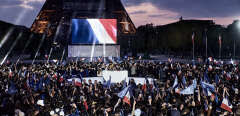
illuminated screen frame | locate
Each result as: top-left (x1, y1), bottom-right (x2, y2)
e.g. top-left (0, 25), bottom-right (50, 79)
top-left (70, 19), bottom-right (117, 45)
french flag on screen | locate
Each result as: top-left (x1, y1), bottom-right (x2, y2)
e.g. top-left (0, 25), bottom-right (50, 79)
top-left (72, 19), bottom-right (117, 44)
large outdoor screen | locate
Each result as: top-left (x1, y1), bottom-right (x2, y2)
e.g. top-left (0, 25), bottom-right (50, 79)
top-left (71, 19), bottom-right (117, 44)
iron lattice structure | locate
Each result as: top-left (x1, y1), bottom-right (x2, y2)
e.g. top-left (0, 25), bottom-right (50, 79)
top-left (31, 0), bottom-right (136, 44)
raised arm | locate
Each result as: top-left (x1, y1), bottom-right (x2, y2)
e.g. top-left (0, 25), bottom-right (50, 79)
top-left (198, 86), bottom-right (201, 102)
top-left (131, 100), bottom-right (136, 116)
top-left (113, 98), bottom-right (121, 111)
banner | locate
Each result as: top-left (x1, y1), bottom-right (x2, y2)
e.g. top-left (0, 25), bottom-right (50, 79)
top-left (102, 70), bottom-right (128, 83)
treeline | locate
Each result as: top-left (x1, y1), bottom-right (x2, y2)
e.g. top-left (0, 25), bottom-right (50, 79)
top-left (132, 20), bottom-right (240, 59)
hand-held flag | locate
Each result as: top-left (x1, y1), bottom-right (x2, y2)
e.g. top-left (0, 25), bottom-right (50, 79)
top-left (221, 97), bottom-right (232, 112)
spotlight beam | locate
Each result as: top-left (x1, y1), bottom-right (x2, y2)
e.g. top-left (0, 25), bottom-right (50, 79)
top-left (16, 34), bottom-right (33, 65)
top-left (0, 28), bottom-right (14, 49)
top-left (32, 23), bottom-right (51, 64)
top-left (90, 39), bottom-right (96, 62)
top-left (60, 48), bottom-right (65, 64)
top-left (47, 22), bottom-right (62, 63)
top-left (1, 32), bottom-right (23, 65)
top-left (32, 34), bottom-right (46, 65)
top-left (0, 9), bottom-right (27, 49)
top-left (47, 48), bottom-right (53, 63)
top-left (103, 39), bottom-right (106, 63)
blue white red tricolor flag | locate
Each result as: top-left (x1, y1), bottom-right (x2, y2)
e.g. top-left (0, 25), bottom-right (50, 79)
top-left (201, 81), bottom-right (215, 93)
top-left (172, 76), bottom-right (178, 89)
top-left (118, 85), bottom-right (131, 98)
top-left (207, 88), bottom-right (215, 99)
top-left (142, 77), bottom-right (149, 91)
top-left (226, 73), bottom-right (231, 80)
top-left (182, 76), bottom-right (187, 87)
top-left (180, 85), bottom-right (194, 95)
top-left (118, 85), bottom-right (132, 105)
top-left (67, 78), bottom-right (82, 87)
top-left (123, 90), bottom-right (131, 105)
top-left (58, 75), bottom-right (64, 83)
top-left (219, 34), bottom-right (222, 47)
top-left (180, 79), bottom-right (196, 95)
top-left (72, 19), bottom-right (117, 44)
top-left (106, 76), bottom-right (111, 89)
top-left (192, 32), bottom-right (195, 45)
top-left (221, 97), bottom-right (232, 112)
top-left (215, 74), bottom-right (220, 84)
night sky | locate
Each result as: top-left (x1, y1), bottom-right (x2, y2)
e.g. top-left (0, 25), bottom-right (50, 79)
top-left (0, 0), bottom-right (239, 27)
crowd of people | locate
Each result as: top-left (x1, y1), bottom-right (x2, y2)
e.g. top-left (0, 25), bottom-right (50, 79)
top-left (0, 59), bottom-right (240, 116)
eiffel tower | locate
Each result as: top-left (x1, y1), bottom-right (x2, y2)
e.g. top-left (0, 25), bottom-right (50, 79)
top-left (31, 0), bottom-right (136, 43)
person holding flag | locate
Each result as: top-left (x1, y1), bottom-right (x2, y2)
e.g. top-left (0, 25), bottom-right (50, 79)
top-left (221, 87), bottom-right (233, 113)
top-left (106, 76), bottom-right (111, 89)
top-left (180, 79), bottom-right (197, 95)
top-left (182, 76), bottom-right (187, 88)
top-left (117, 85), bottom-right (133, 106)
top-left (142, 77), bottom-right (149, 92)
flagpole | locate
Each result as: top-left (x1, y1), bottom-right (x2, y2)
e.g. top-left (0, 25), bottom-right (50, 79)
top-left (234, 39), bottom-right (236, 59)
top-left (219, 34), bottom-right (221, 59)
top-left (192, 32), bottom-right (195, 61)
top-left (193, 43), bottom-right (195, 60)
top-left (205, 30), bottom-right (208, 58)
top-left (206, 32), bottom-right (207, 58)
top-left (219, 44), bottom-right (221, 59)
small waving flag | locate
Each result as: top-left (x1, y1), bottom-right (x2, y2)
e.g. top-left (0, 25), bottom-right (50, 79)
top-left (106, 76), bottom-right (111, 89)
top-left (193, 78), bottom-right (197, 89)
top-left (201, 81), bottom-right (215, 93)
top-left (52, 73), bottom-right (58, 79)
top-left (8, 81), bottom-right (17, 95)
top-left (152, 79), bottom-right (157, 90)
top-left (182, 76), bottom-right (187, 88)
top-left (8, 69), bottom-right (13, 78)
top-left (221, 97), bottom-right (232, 112)
top-left (123, 78), bottom-right (127, 88)
top-left (172, 76), bottom-right (178, 89)
top-left (180, 79), bottom-right (196, 95)
top-left (84, 101), bottom-right (88, 111)
top-left (192, 32), bottom-right (195, 45)
top-left (118, 85), bottom-right (132, 105)
top-left (204, 101), bottom-right (208, 111)
top-left (118, 85), bottom-right (131, 98)
top-left (219, 34), bottom-right (222, 48)
top-left (142, 77), bottom-right (149, 91)
top-left (215, 74), bottom-right (220, 84)
top-left (180, 85), bottom-right (194, 95)
top-left (38, 76), bottom-right (44, 91)
top-left (175, 87), bottom-right (180, 94)
top-left (59, 75), bottom-right (64, 83)
top-left (226, 73), bottom-right (231, 80)
top-left (74, 78), bottom-right (82, 87)
top-left (215, 95), bottom-right (219, 104)
top-left (44, 54), bottom-right (48, 59)
top-left (123, 90), bottom-right (131, 105)
top-left (208, 57), bottom-right (213, 62)
top-left (204, 71), bottom-right (210, 83)
top-left (207, 88), bottom-right (215, 99)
